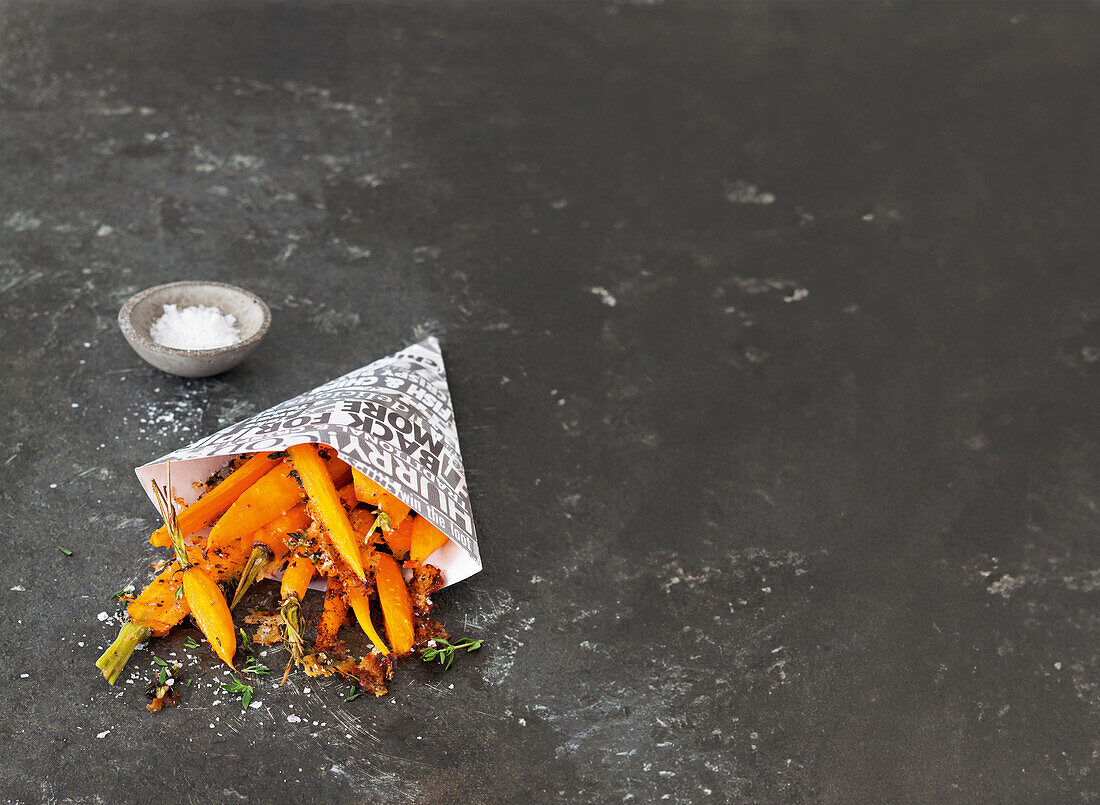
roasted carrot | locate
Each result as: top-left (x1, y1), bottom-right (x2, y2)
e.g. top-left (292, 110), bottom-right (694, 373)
top-left (287, 443), bottom-right (365, 580)
top-left (408, 516), bottom-right (449, 566)
top-left (344, 580), bottom-right (390, 656)
top-left (316, 575), bottom-right (349, 652)
top-left (382, 517), bottom-right (414, 559)
top-left (149, 453), bottom-right (279, 547)
top-left (230, 503), bottom-right (309, 609)
top-left (99, 470), bottom-right (242, 682)
top-left (183, 565), bottom-right (236, 668)
top-left (98, 538), bottom-right (251, 683)
top-left (156, 471), bottom-right (236, 668)
top-left (374, 553), bottom-right (414, 655)
top-left (352, 468), bottom-right (412, 527)
top-left (279, 555), bottom-right (315, 663)
top-left (337, 482), bottom-right (357, 510)
top-left (207, 462), bottom-right (304, 550)
top-left (280, 554), bottom-right (315, 602)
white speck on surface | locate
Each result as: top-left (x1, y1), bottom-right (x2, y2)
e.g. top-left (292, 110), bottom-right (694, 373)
top-left (725, 181), bottom-right (775, 205)
top-left (987, 575), bottom-right (1026, 598)
top-left (10, 585), bottom-right (25, 591)
top-left (96, 730), bottom-right (110, 739)
top-left (20, 673), bottom-right (29, 679)
top-left (287, 714), bottom-right (301, 723)
top-left (96, 224), bottom-right (114, 237)
top-left (97, 611), bottom-right (109, 621)
top-left (783, 288), bottom-right (809, 303)
top-left (6, 211), bottom-right (42, 231)
top-left (1054, 662), bottom-right (1062, 670)
top-left (590, 287), bottom-right (617, 307)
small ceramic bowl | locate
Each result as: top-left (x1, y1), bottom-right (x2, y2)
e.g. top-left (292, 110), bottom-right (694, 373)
top-left (119, 281), bottom-right (271, 377)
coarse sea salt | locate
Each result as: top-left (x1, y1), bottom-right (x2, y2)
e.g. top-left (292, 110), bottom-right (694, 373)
top-left (150, 304), bottom-right (242, 350)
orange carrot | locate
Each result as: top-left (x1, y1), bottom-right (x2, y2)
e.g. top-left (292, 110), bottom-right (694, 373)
top-left (337, 482), bottom-right (357, 511)
top-left (344, 581), bottom-right (390, 655)
top-left (183, 565), bottom-right (236, 668)
top-left (230, 503), bottom-right (310, 609)
top-left (278, 554), bottom-right (315, 663)
top-left (126, 539), bottom-right (252, 637)
top-left (382, 517), bottom-right (414, 559)
top-left (316, 575), bottom-right (349, 652)
top-left (408, 516), bottom-right (449, 566)
top-left (149, 453), bottom-right (279, 547)
top-left (280, 554), bottom-right (315, 602)
top-left (126, 562), bottom-right (190, 637)
top-left (352, 468), bottom-right (412, 526)
top-left (374, 553), bottom-right (414, 655)
top-left (207, 462), bottom-right (305, 550)
top-left (287, 443), bottom-right (365, 580)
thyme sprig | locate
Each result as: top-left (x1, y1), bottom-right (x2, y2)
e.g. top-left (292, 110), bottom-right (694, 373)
top-left (222, 675), bottom-right (254, 709)
top-left (420, 637), bottom-right (483, 670)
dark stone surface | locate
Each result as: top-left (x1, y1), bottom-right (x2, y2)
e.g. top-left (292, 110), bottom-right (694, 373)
top-left (1, 1), bottom-right (1097, 802)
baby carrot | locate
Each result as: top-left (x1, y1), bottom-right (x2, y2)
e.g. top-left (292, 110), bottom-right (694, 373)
top-left (156, 470), bottom-right (236, 669)
top-left (98, 538), bottom-right (251, 683)
top-left (407, 516), bottom-right (449, 566)
top-left (207, 462), bottom-right (305, 550)
top-left (374, 553), bottom-right (414, 655)
top-left (183, 565), bottom-right (236, 668)
top-left (280, 554), bottom-right (315, 603)
top-left (316, 575), bottom-right (349, 652)
top-left (287, 444), bottom-right (365, 580)
top-left (230, 503), bottom-right (309, 609)
top-left (149, 453), bottom-right (279, 547)
top-left (344, 580), bottom-right (390, 656)
top-left (382, 517), bottom-right (414, 559)
top-left (351, 468), bottom-right (412, 527)
top-left (279, 555), bottom-right (315, 663)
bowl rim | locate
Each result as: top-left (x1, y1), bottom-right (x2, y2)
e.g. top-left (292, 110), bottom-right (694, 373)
top-left (118, 280), bottom-right (272, 357)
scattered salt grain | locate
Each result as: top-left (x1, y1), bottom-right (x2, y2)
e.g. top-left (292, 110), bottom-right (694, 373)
top-left (97, 611), bottom-right (109, 621)
top-left (96, 730), bottom-right (110, 739)
top-left (150, 304), bottom-right (242, 350)
top-left (287, 715), bottom-right (301, 723)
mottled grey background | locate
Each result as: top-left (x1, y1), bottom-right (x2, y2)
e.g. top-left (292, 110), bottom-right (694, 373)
top-left (1, 2), bottom-right (1098, 803)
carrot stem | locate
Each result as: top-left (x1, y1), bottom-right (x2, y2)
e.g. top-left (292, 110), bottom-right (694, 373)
top-left (95, 622), bottom-right (152, 685)
top-left (230, 544), bottom-right (273, 610)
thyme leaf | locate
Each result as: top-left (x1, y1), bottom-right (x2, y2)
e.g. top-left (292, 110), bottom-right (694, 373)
top-left (420, 637), bottom-right (483, 670)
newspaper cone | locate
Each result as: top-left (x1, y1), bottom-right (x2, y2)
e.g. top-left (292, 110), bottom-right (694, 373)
top-left (135, 337), bottom-right (481, 587)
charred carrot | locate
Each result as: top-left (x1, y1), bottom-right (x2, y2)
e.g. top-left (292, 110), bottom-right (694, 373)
top-left (207, 462), bottom-right (304, 550)
top-left (316, 575), bottom-right (349, 652)
top-left (287, 443), bottom-right (365, 580)
top-left (279, 555), bottom-right (315, 663)
top-left (352, 468), bottom-right (412, 528)
top-left (149, 453), bottom-right (279, 548)
top-left (375, 553), bottom-right (414, 655)
top-left (408, 516), bottom-right (449, 566)
top-left (345, 579), bottom-right (390, 656)
top-left (230, 503), bottom-right (309, 609)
